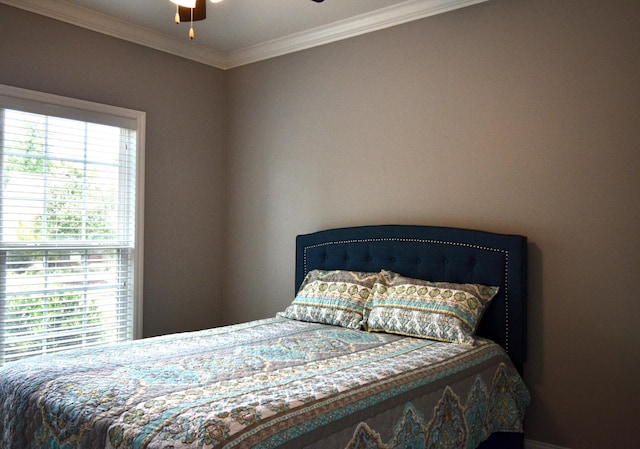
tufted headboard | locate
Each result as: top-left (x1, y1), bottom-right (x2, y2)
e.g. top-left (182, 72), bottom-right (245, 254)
top-left (295, 225), bottom-right (527, 369)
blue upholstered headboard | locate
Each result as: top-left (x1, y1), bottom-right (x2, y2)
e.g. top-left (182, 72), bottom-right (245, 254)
top-left (295, 225), bottom-right (527, 368)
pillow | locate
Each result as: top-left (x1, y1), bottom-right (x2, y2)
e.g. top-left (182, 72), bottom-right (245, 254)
top-left (278, 269), bottom-right (382, 329)
top-left (366, 271), bottom-right (499, 345)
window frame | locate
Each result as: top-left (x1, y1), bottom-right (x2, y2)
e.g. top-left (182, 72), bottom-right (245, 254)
top-left (0, 84), bottom-right (145, 355)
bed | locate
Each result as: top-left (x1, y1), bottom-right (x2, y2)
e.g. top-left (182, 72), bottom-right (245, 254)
top-left (0, 224), bottom-right (529, 449)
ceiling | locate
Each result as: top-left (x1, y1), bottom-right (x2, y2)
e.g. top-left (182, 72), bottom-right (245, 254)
top-left (1, 0), bottom-right (489, 69)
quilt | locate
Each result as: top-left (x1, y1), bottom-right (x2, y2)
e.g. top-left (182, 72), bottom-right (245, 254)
top-left (0, 317), bottom-right (529, 449)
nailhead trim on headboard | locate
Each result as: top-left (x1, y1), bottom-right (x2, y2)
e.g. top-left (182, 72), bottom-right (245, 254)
top-left (303, 237), bottom-right (511, 352)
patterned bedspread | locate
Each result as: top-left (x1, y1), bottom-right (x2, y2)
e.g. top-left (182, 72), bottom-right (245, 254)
top-left (0, 317), bottom-right (529, 449)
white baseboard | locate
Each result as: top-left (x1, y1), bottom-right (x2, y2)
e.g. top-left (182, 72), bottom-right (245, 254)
top-left (525, 439), bottom-right (572, 449)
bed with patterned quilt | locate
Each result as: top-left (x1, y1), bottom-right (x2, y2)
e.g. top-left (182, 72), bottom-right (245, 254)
top-left (0, 225), bottom-right (530, 449)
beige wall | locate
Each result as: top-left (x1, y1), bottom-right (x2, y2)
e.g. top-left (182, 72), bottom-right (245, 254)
top-left (225, 1), bottom-right (639, 448)
top-left (1, 0), bottom-right (639, 448)
top-left (0, 5), bottom-right (228, 337)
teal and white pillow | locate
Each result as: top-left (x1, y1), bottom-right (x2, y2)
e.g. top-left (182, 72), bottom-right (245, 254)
top-left (366, 271), bottom-right (498, 345)
top-left (278, 269), bottom-right (382, 329)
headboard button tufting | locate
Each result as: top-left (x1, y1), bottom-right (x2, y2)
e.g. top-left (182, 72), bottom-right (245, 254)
top-left (295, 225), bottom-right (527, 369)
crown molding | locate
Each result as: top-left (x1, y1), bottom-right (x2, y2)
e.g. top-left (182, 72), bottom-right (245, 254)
top-left (224, 0), bottom-right (490, 69)
top-left (0, 0), bottom-right (227, 68)
top-left (1, 0), bottom-right (489, 70)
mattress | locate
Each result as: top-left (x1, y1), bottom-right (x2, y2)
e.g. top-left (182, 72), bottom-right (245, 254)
top-left (0, 317), bottom-right (529, 449)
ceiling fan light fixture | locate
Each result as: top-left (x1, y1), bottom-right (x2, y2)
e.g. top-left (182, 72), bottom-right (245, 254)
top-left (170, 0), bottom-right (196, 7)
top-left (171, 0), bottom-right (209, 38)
top-left (174, 0), bottom-right (206, 22)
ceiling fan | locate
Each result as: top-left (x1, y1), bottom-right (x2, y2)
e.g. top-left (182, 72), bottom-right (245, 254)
top-left (171, 0), bottom-right (324, 40)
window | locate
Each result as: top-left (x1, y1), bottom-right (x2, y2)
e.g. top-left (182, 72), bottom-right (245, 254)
top-left (0, 84), bottom-right (144, 365)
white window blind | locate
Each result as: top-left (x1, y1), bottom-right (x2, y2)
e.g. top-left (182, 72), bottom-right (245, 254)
top-left (0, 85), bottom-right (144, 365)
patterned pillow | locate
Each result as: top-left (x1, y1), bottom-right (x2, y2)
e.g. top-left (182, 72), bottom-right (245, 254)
top-left (366, 272), bottom-right (499, 345)
top-left (278, 269), bottom-right (382, 329)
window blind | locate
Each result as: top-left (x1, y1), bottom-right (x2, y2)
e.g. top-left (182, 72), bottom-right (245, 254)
top-left (0, 85), bottom-right (144, 364)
